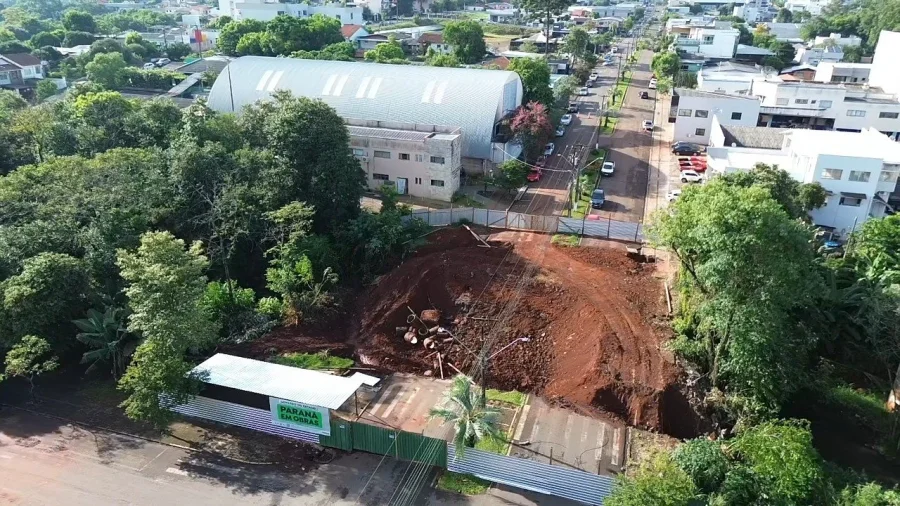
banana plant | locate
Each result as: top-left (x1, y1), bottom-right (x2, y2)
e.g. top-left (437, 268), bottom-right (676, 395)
top-left (74, 306), bottom-right (138, 379)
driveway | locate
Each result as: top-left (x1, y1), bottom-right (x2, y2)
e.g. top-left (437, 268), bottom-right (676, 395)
top-left (593, 45), bottom-right (656, 223)
top-left (0, 408), bottom-right (574, 506)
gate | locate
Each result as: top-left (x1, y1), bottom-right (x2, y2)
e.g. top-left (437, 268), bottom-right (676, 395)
top-left (348, 422), bottom-right (447, 467)
top-left (397, 431), bottom-right (447, 468)
top-left (558, 217), bottom-right (585, 235)
top-left (447, 444), bottom-right (615, 505)
top-left (351, 421), bottom-right (398, 455)
top-left (319, 418), bottom-right (353, 451)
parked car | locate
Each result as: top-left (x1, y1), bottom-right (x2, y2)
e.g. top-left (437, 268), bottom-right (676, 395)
top-left (590, 188), bottom-right (606, 208)
top-left (577, 87), bottom-right (589, 96)
top-left (568, 102), bottom-right (579, 113)
top-left (666, 189), bottom-right (682, 201)
top-left (536, 155), bottom-right (547, 167)
top-left (601, 161), bottom-right (615, 175)
top-left (527, 168), bottom-right (542, 182)
top-left (640, 91), bottom-right (649, 99)
top-left (555, 125), bottom-right (566, 137)
top-left (680, 169), bottom-right (703, 183)
top-left (155, 58), bottom-right (171, 67)
top-left (648, 80), bottom-right (657, 90)
top-left (642, 119), bottom-right (653, 131)
top-left (671, 142), bottom-right (703, 156)
top-left (544, 142), bottom-right (556, 156)
top-left (586, 80), bottom-right (594, 88)
top-left (560, 114), bottom-right (573, 125)
top-left (143, 62), bottom-right (156, 69)
top-left (589, 72), bottom-right (599, 81)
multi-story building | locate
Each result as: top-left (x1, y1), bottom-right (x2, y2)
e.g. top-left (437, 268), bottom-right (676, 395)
top-left (794, 44), bottom-right (843, 66)
top-left (814, 62), bottom-right (871, 84)
top-left (707, 117), bottom-right (900, 234)
top-left (0, 53), bottom-right (45, 95)
top-left (673, 24), bottom-right (740, 59)
top-left (567, 3), bottom-right (637, 18)
top-left (217, 0), bottom-right (364, 24)
top-left (669, 88), bottom-right (761, 144)
top-left (784, 0), bottom-right (829, 16)
top-left (813, 33), bottom-right (862, 47)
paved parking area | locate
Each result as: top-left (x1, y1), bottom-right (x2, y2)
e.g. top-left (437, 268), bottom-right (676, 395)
top-left (509, 397), bottom-right (626, 476)
top-left (356, 373), bottom-right (452, 438)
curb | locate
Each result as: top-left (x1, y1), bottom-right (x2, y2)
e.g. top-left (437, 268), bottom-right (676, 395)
top-left (0, 402), bottom-right (276, 466)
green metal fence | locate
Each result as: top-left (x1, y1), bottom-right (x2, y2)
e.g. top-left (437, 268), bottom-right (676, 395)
top-left (318, 418), bottom-right (353, 451)
top-left (317, 420), bottom-right (447, 467)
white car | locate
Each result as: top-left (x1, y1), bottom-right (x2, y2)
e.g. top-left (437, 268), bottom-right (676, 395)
top-left (555, 125), bottom-right (566, 137)
top-left (666, 189), bottom-right (682, 201)
top-left (143, 62), bottom-right (156, 69)
top-left (601, 161), bottom-right (615, 175)
top-left (155, 57), bottom-right (171, 67)
top-left (577, 87), bottom-right (589, 96)
top-left (544, 142), bottom-right (556, 156)
top-left (648, 81), bottom-right (657, 90)
top-left (642, 119), bottom-right (653, 131)
top-left (680, 170), bottom-right (703, 183)
top-left (589, 72), bottom-right (599, 81)
top-left (560, 114), bottom-right (573, 125)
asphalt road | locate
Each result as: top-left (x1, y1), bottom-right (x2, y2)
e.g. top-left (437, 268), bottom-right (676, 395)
top-left (0, 408), bottom-right (573, 506)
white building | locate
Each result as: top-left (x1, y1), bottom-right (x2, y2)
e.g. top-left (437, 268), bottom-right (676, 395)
top-left (707, 117), bottom-right (900, 233)
top-left (675, 26), bottom-right (740, 59)
top-left (868, 30), bottom-right (900, 97)
top-left (794, 44), bottom-right (843, 66)
top-left (0, 53), bottom-right (45, 92)
top-left (813, 33), bottom-right (862, 48)
top-left (697, 61), bottom-right (767, 94)
top-left (758, 22), bottom-right (804, 44)
top-left (814, 62), bottom-right (871, 84)
top-left (568, 3), bottom-right (636, 18)
top-left (217, 0), bottom-right (364, 24)
top-left (669, 88), bottom-right (761, 144)
top-left (785, 0), bottom-right (829, 16)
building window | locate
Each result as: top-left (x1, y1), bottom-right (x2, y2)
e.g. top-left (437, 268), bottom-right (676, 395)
top-left (430, 156), bottom-right (445, 164)
top-left (879, 112), bottom-right (900, 119)
top-left (880, 171), bottom-right (900, 183)
top-left (795, 98), bottom-right (809, 104)
top-left (811, 100), bottom-right (817, 104)
top-left (374, 150), bottom-right (391, 159)
top-left (694, 110), bottom-right (708, 118)
top-left (846, 110), bottom-right (866, 117)
top-left (415, 154), bottom-right (424, 162)
top-left (820, 100), bottom-right (832, 108)
top-left (399, 153), bottom-right (410, 160)
top-left (703, 35), bottom-right (714, 43)
top-left (678, 108), bottom-right (692, 116)
top-left (372, 173), bottom-right (389, 181)
top-left (839, 196), bottom-right (862, 207)
top-left (415, 177), bottom-right (422, 184)
top-left (695, 128), bottom-right (706, 136)
top-left (730, 112), bottom-right (742, 120)
top-left (352, 148), bottom-right (365, 156)
top-left (776, 98), bottom-right (789, 105)
top-left (431, 179), bottom-right (445, 187)
top-left (821, 168), bottom-right (843, 180)
top-left (849, 170), bottom-right (871, 182)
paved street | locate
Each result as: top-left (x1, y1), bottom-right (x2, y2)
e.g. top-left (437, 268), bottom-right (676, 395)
top-left (0, 408), bottom-right (573, 506)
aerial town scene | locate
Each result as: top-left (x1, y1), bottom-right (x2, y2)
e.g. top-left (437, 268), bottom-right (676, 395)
top-left (1, 0), bottom-right (900, 503)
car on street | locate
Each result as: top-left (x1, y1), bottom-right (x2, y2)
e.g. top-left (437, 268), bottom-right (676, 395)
top-left (680, 169), bottom-right (703, 183)
top-left (155, 58), bottom-right (171, 67)
top-left (640, 91), bottom-right (649, 99)
top-left (671, 142), bottom-right (704, 156)
top-left (560, 114), bottom-right (573, 125)
top-left (143, 62), bottom-right (156, 69)
top-left (589, 72), bottom-right (599, 81)
top-left (601, 161), bottom-right (615, 175)
top-left (666, 189), bottom-right (682, 201)
top-left (568, 101), bottom-right (579, 113)
top-left (648, 80), bottom-right (657, 90)
top-left (586, 80), bottom-right (594, 88)
top-left (642, 119), bottom-right (653, 131)
top-left (590, 188), bottom-right (606, 209)
top-left (544, 142), bottom-right (555, 156)
top-left (555, 125), bottom-right (566, 137)
top-left (527, 168), bottom-right (542, 182)
top-left (577, 87), bottom-right (589, 96)
top-left (536, 155), bottom-right (547, 167)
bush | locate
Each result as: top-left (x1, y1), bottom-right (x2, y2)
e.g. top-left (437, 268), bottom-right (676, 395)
top-left (673, 438), bottom-right (729, 493)
top-left (121, 68), bottom-right (186, 90)
top-left (274, 351), bottom-right (353, 370)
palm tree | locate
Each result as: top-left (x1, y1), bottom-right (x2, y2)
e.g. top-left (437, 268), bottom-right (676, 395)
top-left (74, 306), bottom-right (138, 379)
top-left (429, 374), bottom-right (503, 455)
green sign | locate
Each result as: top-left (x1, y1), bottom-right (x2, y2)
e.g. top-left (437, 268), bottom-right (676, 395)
top-left (269, 397), bottom-right (331, 436)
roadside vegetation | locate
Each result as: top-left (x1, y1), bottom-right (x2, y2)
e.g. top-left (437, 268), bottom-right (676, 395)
top-left (274, 351), bottom-right (354, 371)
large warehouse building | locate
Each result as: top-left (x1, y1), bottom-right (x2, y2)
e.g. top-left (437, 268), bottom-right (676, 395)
top-left (207, 57), bottom-right (524, 200)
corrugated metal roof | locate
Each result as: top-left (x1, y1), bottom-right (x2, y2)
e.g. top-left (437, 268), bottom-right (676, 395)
top-left (347, 125), bottom-right (433, 141)
top-left (207, 56), bottom-right (523, 160)
top-left (192, 353), bottom-right (366, 409)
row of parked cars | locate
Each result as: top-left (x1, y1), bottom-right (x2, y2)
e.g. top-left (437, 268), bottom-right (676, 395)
top-left (672, 142), bottom-right (706, 184)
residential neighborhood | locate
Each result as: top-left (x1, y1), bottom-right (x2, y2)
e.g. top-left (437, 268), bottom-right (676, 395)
top-left (2, 0), bottom-right (900, 505)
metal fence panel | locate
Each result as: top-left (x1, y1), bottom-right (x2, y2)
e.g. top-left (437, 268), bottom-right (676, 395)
top-left (487, 210), bottom-right (507, 228)
top-left (172, 396), bottom-right (320, 444)
top-left (449, 207), bottom-right (475, 224)
top-left (351, 421), bottom-right (398, 456)
top-left (558, 217), bottom-right (585, 236)
top-left (507, 212), bottom-right (527, 230)
top-left (397, 431), bottom-right (447, 468)
top-left (319, 418), bottom-right (353, 451)
top-left (447, 444), bottom-right (615, 506)
top-left (472, 208), bottom-right (489, 226)
top-left (582, 218), bottom-right (611, 239)
top-left (428, 209), bottom-right (452, 227)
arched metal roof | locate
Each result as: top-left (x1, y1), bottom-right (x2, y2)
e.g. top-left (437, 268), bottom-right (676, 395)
top-left (208, 56), bottom-right (523, 159)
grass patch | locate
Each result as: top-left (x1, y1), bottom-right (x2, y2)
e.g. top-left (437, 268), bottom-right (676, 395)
top-left (486, 388), bottom-right (527, 407)
top-left (273, 351), bottom-right (354, 371)
top-left (476, 434), bottom-right (510, 454)
top-left (551, 234), bottom-right (580, 247)
top-left (451, 193), bottom-right (485, 208)
top-left (827, 385), bottom-right (893, 433)
top-left (600, 115), bottom-right (619, 135)
top-left (438, 471), bottom-right (491, 495)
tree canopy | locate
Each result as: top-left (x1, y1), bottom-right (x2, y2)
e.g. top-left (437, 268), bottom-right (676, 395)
top-left (217, 14), bottom-right (342, 56)
top-left (443, 20), bottom-right (486, 64)
top-left (508, 57), bottom-right (553, 106)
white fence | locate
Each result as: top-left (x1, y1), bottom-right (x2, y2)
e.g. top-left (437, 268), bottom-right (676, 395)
top-left (447, 444), bottom-right (616, 505)
top-left (407, 207), bottom-right (644, 243)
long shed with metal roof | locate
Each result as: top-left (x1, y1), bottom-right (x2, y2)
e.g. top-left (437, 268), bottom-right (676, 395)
top-left (207, 57), bottom-right (523, 163)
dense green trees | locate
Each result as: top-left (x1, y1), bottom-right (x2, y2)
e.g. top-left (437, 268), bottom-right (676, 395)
top-left (364, 37), bottom-right (406, 63)
top-left (218, 14), bottom-right (342, 57)
top-left (443, 20), bottom-right (486, 64)
top-left (508, 57), bottom-right (553, 106)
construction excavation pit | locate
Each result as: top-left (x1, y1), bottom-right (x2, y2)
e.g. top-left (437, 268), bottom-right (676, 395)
top-left (247, 227), bottom-right (696, 436)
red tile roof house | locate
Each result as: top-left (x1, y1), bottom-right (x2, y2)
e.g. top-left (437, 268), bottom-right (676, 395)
top-left (341, 24), bottom-right (370, 47)
top-left (0, 53), bottom-right (45, 96)
top-left (418, 32), bottom-right (453, 55)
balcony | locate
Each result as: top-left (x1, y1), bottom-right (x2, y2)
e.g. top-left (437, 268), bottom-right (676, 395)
top-left (759, 105), bottom-right (831, 118)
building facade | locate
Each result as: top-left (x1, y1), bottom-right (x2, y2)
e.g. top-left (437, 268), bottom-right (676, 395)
top-left (217, 0), bottom-right (364, 23)
top-left (669, 88), bottom-right (761, 144)
top-left (0, 53), bottom-right (45, 95)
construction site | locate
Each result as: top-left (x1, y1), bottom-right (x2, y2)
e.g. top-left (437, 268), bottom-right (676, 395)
top-left (242, 226), bottom-right (700, 439)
